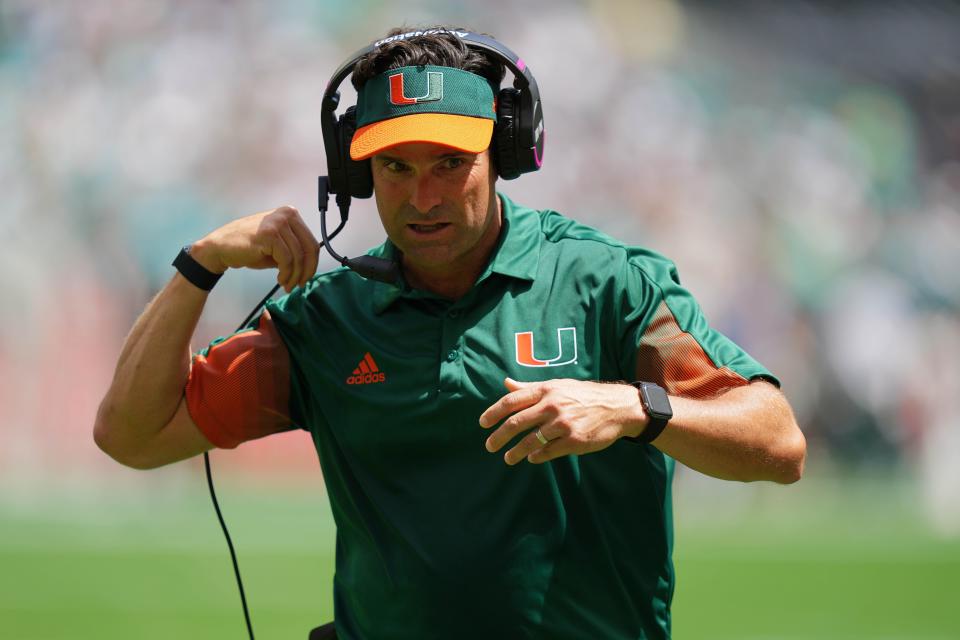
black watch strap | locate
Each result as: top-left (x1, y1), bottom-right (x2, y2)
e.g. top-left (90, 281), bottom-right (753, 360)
top-left (627, 381), bottom-right (673, 444)
top-left (173, 245), bottom-right (223, 291)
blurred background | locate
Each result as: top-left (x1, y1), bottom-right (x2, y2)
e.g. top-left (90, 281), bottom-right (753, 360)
top-left (2, 0), bottom-right (959, 638)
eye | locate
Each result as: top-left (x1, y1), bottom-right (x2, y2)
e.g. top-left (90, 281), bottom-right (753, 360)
top-left (382, 159), bottom-right (410, 174)
top-left (443, 157), bottom-right (465, 170)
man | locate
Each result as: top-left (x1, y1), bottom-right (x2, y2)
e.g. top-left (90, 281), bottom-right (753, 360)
top-left (95, 27), bottom-right (805, 639)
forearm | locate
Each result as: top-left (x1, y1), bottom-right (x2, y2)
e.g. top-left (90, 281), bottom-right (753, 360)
top-left (636, 382), bottom-right (806, 484)
top-left (94, 272), bottom-right (209, 457)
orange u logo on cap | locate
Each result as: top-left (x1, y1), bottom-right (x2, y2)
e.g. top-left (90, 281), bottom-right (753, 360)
top-left (389, 72), bottom-right (444, 105)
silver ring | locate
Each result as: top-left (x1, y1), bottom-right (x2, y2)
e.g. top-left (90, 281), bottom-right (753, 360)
top-left (535, 429), bottom-right (549, 446)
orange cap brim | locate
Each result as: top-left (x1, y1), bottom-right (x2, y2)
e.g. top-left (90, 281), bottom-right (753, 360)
top-left (349, 113), bottom-right (493, 161)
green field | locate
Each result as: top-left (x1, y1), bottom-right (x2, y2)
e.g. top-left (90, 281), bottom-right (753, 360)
top-left (2, 470), bottom-right (958, 639)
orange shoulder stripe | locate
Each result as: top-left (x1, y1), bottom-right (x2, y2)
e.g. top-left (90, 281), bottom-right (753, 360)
top-left (635, 301), bottom-right (748, 399)
top-left (186, 309), bottom-right (292, 449)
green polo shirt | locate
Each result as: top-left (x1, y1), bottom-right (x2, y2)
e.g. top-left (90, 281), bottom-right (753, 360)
top-left (187, 193), bottom-right (777, 639)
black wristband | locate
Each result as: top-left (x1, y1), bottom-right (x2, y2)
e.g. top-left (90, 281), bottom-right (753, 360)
top-left (632, 414), bottom-right (669, 444)
top-left (173, 245), bottom-right (223, 291)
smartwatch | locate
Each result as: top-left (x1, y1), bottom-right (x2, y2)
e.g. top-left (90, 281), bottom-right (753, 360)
top-left (627, 382), bottom-right (673, 444)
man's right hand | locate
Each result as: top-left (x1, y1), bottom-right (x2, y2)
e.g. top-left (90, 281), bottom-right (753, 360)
top-left (190, 206), bottom-right (321, 293)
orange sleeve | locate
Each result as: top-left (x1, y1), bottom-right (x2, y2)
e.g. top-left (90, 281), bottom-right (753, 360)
top-left (635, 301), bottom-right (749, 399)
top-left (185, 309), bottom-right (293, 449)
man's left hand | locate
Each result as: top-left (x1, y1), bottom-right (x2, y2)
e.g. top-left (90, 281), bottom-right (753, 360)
top-left (479, 378), bottom-right (647, 465)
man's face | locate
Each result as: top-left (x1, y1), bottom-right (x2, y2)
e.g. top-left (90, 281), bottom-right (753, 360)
top-left (371, 142), bottom-right (500, 289)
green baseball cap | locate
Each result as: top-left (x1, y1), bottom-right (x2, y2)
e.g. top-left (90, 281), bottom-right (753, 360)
top-left (350, 65), bottom-right (497, 160)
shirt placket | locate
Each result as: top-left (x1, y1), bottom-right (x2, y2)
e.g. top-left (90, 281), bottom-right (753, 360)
top-left (438, 304), bottom-right (465, 399)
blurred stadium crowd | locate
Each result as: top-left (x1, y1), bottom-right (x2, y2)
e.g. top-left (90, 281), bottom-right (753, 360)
top-left (1, 1), bottom-right (958, 533)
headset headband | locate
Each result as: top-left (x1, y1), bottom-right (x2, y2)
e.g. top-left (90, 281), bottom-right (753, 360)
top-left (325, 30), bottom-right (537, 94)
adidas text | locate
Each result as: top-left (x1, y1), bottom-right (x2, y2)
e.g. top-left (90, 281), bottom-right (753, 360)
top-left (347, 372), bottom-right (386, 385)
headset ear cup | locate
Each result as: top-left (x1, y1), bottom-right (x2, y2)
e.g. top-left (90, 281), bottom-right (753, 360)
top-left (339, 106), bottom-right (373, 198)
top-left (495, 88), bottom-right (521, 180)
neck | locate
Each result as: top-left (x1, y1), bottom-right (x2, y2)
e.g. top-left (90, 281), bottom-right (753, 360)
top-left (403, 267), bottom-right (479, 301)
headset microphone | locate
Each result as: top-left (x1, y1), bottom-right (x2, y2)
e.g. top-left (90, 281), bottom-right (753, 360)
top-left (317, 176), bottom-right (401, 285)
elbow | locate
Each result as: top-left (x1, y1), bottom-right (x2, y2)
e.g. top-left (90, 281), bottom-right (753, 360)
top-left (770, 426), bottom-right (806, 485)
top-left (93, 402), bottom-right (157, 471)
top-left (93, 400), bottom-right (119, 458)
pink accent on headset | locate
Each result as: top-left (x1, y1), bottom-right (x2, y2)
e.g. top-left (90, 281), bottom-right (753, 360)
top-left (516, 58), bottom-right (526, 72)
top-left (533, 131), bottom-right (544, 168)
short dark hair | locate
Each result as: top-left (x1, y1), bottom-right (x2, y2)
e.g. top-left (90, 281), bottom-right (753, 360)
top-left (351, 27), bottom-right (506, 92)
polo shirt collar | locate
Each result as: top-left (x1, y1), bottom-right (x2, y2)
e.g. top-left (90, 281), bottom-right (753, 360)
top-left (482, 192), bottom-right (541, 283)
top-left (371, 192), bottom-right (542, 314)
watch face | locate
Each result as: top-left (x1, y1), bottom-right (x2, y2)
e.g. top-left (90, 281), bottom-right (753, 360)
top-left (641, 383), bottom-right (673, 420)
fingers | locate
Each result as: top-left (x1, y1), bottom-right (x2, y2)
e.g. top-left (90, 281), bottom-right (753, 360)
top-left (503, 425), bottom-right (557, 465)
top-left (275, 224), bottom-right (303, 292)
top-left (503, 377), bottom-right (530, 392)
top-left (200, 204), bottom-right (320, 282)
top-left (503, 421), bottom-right (594, 465)
top-left (484, 404), bottom-right (546, 454)
top-left (502, 423), bottom-right (580, 465)
top-left (526, 436), bottom-right (573, 465)
top-left (499, 413), bottom-right (581, 465)
top-left (289, 215), bottom-right (320, 288)
top-left (478, 378), bottom-right (543, 429)
top-left (266, 206), bottom-right (320, 292)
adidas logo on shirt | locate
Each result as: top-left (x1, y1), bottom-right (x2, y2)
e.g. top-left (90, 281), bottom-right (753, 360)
top-left (346, 352), bottom-right (386, 385)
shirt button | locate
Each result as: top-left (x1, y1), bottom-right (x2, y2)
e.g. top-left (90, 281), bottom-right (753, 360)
top-left (446, 349), bottom-right (459, 362)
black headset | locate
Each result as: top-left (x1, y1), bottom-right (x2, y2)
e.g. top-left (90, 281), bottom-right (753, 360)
top-left (320, 29), bottom-right (545, 203)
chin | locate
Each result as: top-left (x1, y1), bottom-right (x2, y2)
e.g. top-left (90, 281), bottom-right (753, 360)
top-left (403, 251), bottom-right (455, 271)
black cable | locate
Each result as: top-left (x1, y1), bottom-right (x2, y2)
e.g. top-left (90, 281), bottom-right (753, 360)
top-left (239, 284), bottom-right (283, 329)
top-left (319, 193), bottom-right (351, 266)
top-left (203, 203), bottom-right (347, 640)
top-left (204, 451), bottom-right (256, 639)
top-left (320, 188), bottom-right (399, 285)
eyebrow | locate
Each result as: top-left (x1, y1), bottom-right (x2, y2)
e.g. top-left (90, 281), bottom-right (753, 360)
top-left (377, 151), bottom-right (472, 163)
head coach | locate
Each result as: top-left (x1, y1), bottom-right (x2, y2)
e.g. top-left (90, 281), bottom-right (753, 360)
top-left (94, 26), bottom-right (806, 639)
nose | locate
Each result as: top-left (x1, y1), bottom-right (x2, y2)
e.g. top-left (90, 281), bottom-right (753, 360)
top-left (408, 173), bottom-right (443, 214)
